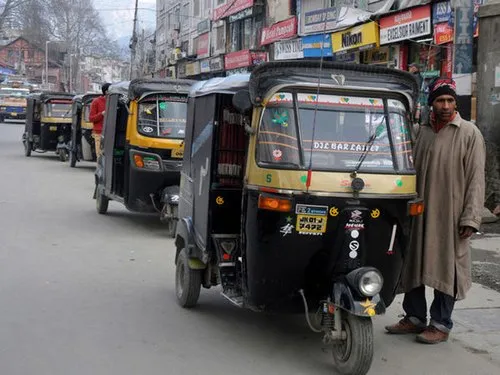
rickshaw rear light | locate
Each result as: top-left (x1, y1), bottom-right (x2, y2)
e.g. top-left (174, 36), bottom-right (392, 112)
top-left (408, 201), bottom-right (424, 216)
top-left (133, 154), bottom-right (144, 168)
top-left (258, 195), bottom-right (292, 212)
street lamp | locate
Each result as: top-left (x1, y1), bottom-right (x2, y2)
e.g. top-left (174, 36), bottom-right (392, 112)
top-left (45, 41), bottom-right (52, 88)
top-left (69, 53), bottom-right (76, 93)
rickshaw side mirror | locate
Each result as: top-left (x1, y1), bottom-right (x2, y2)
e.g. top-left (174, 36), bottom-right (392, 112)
top-left (232, 90), bottom-right (252, 114)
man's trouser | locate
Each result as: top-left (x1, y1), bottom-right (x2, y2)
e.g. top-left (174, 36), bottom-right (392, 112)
top-left (92, 133), bottom-right (102, 157)
top-left (403, 285), bottom-right (456, 333)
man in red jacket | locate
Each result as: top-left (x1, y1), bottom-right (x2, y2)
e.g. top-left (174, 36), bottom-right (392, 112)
top-left (89, 83), bottom-right (111, 157)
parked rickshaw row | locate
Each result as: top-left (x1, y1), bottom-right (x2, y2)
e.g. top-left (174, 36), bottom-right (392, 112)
top-left (19, 61), bottom-right (423, 375)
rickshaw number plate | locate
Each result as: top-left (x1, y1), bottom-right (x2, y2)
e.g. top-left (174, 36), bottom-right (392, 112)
top-left (171, 149), bottom-right (184, 158)
top-left (296, 215), bottom-right (327, 233)
top-left (11, 113), bottom-right (17, 116)
top-left (49, 126), bottom-right (57, 131)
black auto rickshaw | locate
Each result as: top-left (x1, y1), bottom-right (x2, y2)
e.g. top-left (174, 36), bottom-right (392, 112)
top-left (94, 78), bottom-right (195, 236)
top-left (174, 61), bottom-right (422, 375)
top-left (23, 91), bottom-right (74, 160)
top-left (68, 93), bottom-right (100, 167)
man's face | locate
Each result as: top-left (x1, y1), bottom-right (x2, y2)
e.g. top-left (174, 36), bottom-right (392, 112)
top-left (432, 94), bottom-right (456, 122)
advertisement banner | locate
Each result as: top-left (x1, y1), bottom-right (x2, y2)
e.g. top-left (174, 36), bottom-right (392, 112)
top-left (379, 5), bottom-right (431, 45)
top-left (302, 34), bottom-right (332, 58)
top-left (331, 21), bottom-right (379, 54)
top-left (213, 0), bottom-right (254, 21)
top-left (304, 7), bottom-right (337, 34)
top-left (224, 50), bottom-right (252, 70)
top-left (200, 59), bottom-right (210, 73)
top-left (261, 17), bottom-right (297, 46)
top-left (432, 1), bottom-right (452, 24)
top-left (365, 47), bottom-right (390, 64)
top-left (197, 33), bottom-right (210, 58)
top-left (473, 0), bottom-right (484, 37)
top-left (210, 56), bottom-right (224, 72)
top-left (274, 39), bottom-right (303, 60)
top-left (185, 61), bottom-right (201, 76)
top-left (434, 23), bottom-right (453, 45)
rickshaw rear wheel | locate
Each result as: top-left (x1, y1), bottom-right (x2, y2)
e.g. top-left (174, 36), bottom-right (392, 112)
top-left (24, 140), bottom-right (32, 157)
top-left (332, 312), bottom-right (373, 375)
top-left (96, 186), bottom-right (109, 214)
top-left (175, 248), bottom-right (202, 308)
top-left (165, 205), bottom-right (178, 238)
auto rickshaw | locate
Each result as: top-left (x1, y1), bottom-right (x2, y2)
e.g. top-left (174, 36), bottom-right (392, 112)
top-left (68, 93), bottom-right (100, 167)
top-left (94, 78), bottom-right (195, 236)
top-left (174, 61), bottom-right (422, 375)
top-left (22, 91), bottom-right (74, 161)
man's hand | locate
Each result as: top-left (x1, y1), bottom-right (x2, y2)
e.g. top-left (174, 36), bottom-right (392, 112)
top-left (459, 226), bottom-right (475, 239)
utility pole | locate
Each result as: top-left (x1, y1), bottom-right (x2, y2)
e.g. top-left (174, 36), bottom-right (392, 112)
top-left (130, 0), bottom-right (139, 80)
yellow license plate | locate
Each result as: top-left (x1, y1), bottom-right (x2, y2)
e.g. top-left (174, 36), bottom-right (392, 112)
top-left (171, 149), bottom-right (184, 159)
top-left (11, 113), bottom-right (17, 116)
top-left (49, 126), bottom-right (57, 131)
top-left (296, 214), bottom-right (327, 233)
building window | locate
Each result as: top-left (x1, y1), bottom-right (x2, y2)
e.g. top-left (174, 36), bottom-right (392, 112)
top-left (215, 24), bottom-right (225, 53)
top-left (182, 3), bottom-right (190, 30)
top-left (229, 15), bottom-right (264, 52)
top-left (216, 0), bottom-right (225, 5)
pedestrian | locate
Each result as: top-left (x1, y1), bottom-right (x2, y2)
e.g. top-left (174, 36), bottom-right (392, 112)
top-left (385, 78), bottom-right (486, 344)
top-left (89, 83), bottom-right (111, 158)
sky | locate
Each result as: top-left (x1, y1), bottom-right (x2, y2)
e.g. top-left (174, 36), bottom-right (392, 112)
top-left (96, 0), bottom-right (156, 42)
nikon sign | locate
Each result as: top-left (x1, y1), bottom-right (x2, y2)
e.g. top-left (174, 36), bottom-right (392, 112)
top-left (331, 21), bottom-right (379, 54)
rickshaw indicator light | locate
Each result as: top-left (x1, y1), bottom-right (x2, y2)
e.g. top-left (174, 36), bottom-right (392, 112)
top-left (408, 201), bottom-right (424, 216)
top-left (133, 154), bottom-right (144, 168)
top-left (258, 195), bottom-right (292, 212)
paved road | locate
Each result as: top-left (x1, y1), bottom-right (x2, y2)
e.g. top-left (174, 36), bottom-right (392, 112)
top-left (1, 122), bottom-right (499, 375)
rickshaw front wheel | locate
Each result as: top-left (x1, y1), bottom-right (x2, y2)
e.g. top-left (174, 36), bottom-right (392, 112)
top-left (96, 186), bottom-right (109, 214)
top-left (332, 312), bottom-right (373, 375)
top-left (175, 248), bottom-right (202, 308)
top-left (69, 150), bottom-right (77, 167)
top-left (23, 140), bottom-right (32, 157)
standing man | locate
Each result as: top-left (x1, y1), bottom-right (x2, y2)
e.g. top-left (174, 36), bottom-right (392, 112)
top-left (385, 78), bottom-right (486, 344)
top-left (89, 83), bottom-right (111, 158)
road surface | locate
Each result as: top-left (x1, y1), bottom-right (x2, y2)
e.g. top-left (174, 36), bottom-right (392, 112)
top-left (1, 122), bottom-right (499, 375)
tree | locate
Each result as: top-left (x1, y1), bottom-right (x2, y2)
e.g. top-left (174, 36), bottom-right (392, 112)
top-left (0, 0), bottom-right (26, 33)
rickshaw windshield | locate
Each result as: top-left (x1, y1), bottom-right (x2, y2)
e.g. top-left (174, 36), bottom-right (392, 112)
top-left (137, 94), bottom-right (187, 139)
top-left (257, 92), bottom-right (414, 173)
top-left (44, 100), bottom-right (72, 118)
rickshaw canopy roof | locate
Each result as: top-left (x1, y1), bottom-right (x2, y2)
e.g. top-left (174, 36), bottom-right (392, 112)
top-left (108, 81), bottom-right (130, 97)
top-left (82, 93), bottom-right (100, 103)
top-left (189, 74), bottom-right (250, 98)
top-left (39, 92), bottom-right (74, 102)
top-left (249, 61), bottom-right (419, 105)
top-left (128, 78), bottom-right (196, 100)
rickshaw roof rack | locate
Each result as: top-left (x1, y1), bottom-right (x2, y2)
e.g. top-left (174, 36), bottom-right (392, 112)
top-left (189, 74), bottom-right (250, 98)
top-left (249, 61), bottom-right (419, 104)
top-left (39, 92), bottom-right (74, 101)
top-left (128, 78), bottom-right (196, 99)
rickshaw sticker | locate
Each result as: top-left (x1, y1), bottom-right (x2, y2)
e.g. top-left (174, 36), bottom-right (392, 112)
top-left (349, 250), bottom-right (358, 259)
top-left (142, 126), bottom-right (154, 133)
top-left (350, 210), bottom-right (362, 220)
top-left (300, 175), bottom-right (307, 184)
top-left (350, 230), bottom-right (359, 239)
top-left (280, 223), bottom-right (293, 237)
top-left (271, 109), bottom-right (289, 127)
top-left (295, 204), bottom-right (328, 216)
top-left (265, 174), bottom-right (272, 183)
top-left (360, 299), bottom-right (377, 316)
top-left (370, 209), bottom-right (381, 219)
top-left (216, 196), bottom-right (224, 205)
top-left (159, 102), bottom-right (167, 110)
top-left (395, 179), bottom-right (403, 187)
top-left (349, 241), bottom-right (359, 251)
top-left (329, 207), bottom-right (339, 217)
top-left (272, 149), bottom-right (283, 161)
top-left (286, 216), bottom-right (293, 223)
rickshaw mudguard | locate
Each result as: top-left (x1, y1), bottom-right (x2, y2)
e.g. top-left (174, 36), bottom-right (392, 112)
top-left (332, 281), bottom-right (386, 317)
top-left (175, 217), bottom-right (207, 269)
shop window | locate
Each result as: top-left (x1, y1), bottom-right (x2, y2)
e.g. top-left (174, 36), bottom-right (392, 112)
top-left (215, 25), bottom-right (225, 54)
top-left (230, 21), bottom-right (241, 52)
top-left (229, 15), bottom-right (264, 52)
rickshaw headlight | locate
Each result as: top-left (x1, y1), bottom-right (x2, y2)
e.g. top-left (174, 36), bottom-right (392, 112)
top-left (358, 270), bottom-right (383, 297)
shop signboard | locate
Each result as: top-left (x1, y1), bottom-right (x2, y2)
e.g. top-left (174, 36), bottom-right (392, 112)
top-left (197, 32), bottom-right (210, 58)
top-left (177, 62), bottom-right (186, 78)
top-left (302, 34), bottom-right (332, 58)
top-left (433, 1), bottom-right (452, 24)
top-left (274, 39), bottom-right (303, 60)
top-left (229, 7), bottom-right (253, 23)
top-left (304, 7), bottom-right (337, 34)
top-left (210, 56), bottom-right (224, 72)
top-left (261, 17), bottom-right (297, 46)
top-left (434, 23), bottom-right (453, 45)
top-left (200, 59), bottom-right (210, 73)
top-left (185, 61), bottom-right (201, 76)
top-left (365, 47), bottom-right (390, 64)
top-left (331, 21), bottom-right (379, 54)
top-left (213, 0), bottom-right (254, 21)
top-left (224, 50), bottom-right (252, 70)
top-left (379, 5), bottom-right (431, 45)
top-left (226, 68), bottom-right (248, 76)
top-left (332, 51), bottom-right (359, 63)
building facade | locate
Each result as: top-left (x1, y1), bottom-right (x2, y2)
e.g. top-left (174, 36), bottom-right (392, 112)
top-left (154, 0), bottom-right (483, 120)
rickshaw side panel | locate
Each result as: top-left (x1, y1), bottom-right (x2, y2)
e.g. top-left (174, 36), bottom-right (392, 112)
top-left (102, 95), bottom-right (120, 195)
top-left (242, 191), bottom-right (409, 311)
top-left (190, 94), bottom-right (218, 253)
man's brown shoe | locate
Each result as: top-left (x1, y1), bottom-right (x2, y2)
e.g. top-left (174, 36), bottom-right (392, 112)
top-left (416, 326), bottom-right (449, 344)
top-left (385, 318), bottom-right (426, 334)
